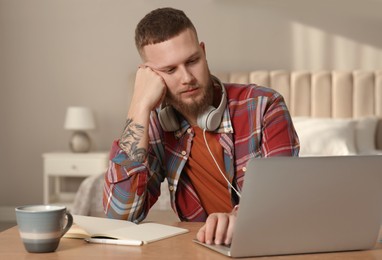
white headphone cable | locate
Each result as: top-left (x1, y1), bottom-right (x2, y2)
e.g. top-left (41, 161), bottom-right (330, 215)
top-left (203, 129), bottom-right (241, 198)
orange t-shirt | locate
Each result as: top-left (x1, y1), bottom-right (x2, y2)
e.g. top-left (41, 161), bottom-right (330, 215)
top-left (184, 127), bottom-right (232, 214)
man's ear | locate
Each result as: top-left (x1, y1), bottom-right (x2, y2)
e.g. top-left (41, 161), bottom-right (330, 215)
top-left (139, 46), bottom-right (148, 62)
top-left (200, 42), bottom-right (206, 54)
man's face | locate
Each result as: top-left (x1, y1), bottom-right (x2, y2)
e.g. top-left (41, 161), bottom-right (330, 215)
top-left (142, 28), bottom-right (212, 118)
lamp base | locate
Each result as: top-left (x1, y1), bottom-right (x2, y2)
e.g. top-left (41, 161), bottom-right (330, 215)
top-left (69, 131), bottom-right (91, 153)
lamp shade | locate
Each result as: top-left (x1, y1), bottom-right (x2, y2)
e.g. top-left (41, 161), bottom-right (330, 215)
top-left (64, 107), bottom-right (95, 130)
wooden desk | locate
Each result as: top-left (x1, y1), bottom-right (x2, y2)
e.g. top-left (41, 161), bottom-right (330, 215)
top-left (1, 223), bottom-right (382, 259)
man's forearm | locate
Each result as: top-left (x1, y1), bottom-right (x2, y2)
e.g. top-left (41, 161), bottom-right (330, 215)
top-left (119, 118), bottom-right (148, 162)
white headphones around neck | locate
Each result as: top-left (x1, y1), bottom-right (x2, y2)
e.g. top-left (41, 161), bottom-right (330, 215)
top-left (158, 75), bottom-right (227, 132)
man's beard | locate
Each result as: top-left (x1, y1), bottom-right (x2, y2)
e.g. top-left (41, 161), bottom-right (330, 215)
top-left (165, 82), bottom-right (214, 117)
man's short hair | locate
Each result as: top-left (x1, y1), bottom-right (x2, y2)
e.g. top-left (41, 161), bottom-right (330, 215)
top-left (135, 7), bottom-right (197, 57)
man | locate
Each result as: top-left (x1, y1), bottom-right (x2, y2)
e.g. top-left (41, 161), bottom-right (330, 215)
top-left (103, 7), bottom-right (299, 246)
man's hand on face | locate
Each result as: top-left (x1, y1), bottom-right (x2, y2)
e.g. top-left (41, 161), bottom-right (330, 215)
top-left (196, 211), bottom-right (237, 246)
top-left (131, 66), bottom-right (167, 112)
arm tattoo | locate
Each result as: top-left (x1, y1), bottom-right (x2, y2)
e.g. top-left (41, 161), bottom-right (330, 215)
top-left (119, 118), bottom-right (147, 162)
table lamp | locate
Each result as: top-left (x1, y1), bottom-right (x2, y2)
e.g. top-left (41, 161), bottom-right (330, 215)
top-left (64, 106), bottom-right (95, 153)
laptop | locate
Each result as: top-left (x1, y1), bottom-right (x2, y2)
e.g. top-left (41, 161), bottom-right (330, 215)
top-left (194, 155), bottom-right (382, 257)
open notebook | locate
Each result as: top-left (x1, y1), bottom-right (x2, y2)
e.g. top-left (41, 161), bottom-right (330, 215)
top-left (65, 215), bottom-right (188, 245)
top-left (194, 155), bottom-right (382, 257)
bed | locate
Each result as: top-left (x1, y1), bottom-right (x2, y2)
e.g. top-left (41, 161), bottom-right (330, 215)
top-left (214, 70), bottom-right (382, 156)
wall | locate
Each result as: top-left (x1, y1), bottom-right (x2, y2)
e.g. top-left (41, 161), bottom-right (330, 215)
top-left (1, 0), bottom-right (382, 219)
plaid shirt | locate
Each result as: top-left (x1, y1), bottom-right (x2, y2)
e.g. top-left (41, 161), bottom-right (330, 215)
top-left (103, 83), bottom-right (300, 223)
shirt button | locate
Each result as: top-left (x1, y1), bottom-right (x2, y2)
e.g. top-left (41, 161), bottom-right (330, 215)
top-left (181, 150), bottom-right (187, 156)
top-left (187, 128), bottom-right (192, 134)
top-left (169, 185), bottom-right (174, 192)
top-left (242, 166), bottom-right (247, 172)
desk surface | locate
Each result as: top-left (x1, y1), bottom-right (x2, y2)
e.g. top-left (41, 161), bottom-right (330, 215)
top-left (1, 223), bottom-right (382, 259)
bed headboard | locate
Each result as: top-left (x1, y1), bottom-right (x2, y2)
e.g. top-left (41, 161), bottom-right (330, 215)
top-left (214, 70), bottom-right (382, 150)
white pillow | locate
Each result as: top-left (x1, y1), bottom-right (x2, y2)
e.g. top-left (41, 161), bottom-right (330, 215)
top-left (354, 116), bottom-right (378, 154)
top-left (292, 117), bottom-right (357, 156)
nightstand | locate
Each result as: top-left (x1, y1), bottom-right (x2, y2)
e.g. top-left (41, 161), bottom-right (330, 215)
top-left (42, 152), bottom-right (109, 206)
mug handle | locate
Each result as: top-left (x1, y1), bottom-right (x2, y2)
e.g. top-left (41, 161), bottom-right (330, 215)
top-left (61, 211), bottom-right (73, 237)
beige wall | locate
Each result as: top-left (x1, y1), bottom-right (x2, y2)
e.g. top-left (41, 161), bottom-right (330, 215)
top-left (1, 0), bottom-right (382, 213)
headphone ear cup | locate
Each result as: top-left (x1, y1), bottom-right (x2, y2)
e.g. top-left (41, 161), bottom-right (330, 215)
top-left (158, 106), bottom-right (180, 132)
top-left (197, 106), bottom-right (216, 131)
top-left (197, 76), bottom-right (227, 131)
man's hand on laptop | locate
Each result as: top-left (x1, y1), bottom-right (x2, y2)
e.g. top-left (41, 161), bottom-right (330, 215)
top-left (196, 206), bottom-right (238, 245)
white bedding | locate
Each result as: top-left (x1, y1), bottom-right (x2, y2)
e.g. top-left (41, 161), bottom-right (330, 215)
top-left (293, 116), bottom-right (381, 156)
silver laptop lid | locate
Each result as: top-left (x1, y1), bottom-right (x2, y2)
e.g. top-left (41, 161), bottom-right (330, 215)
top-left (230, 155), bottom-right (382, 257)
